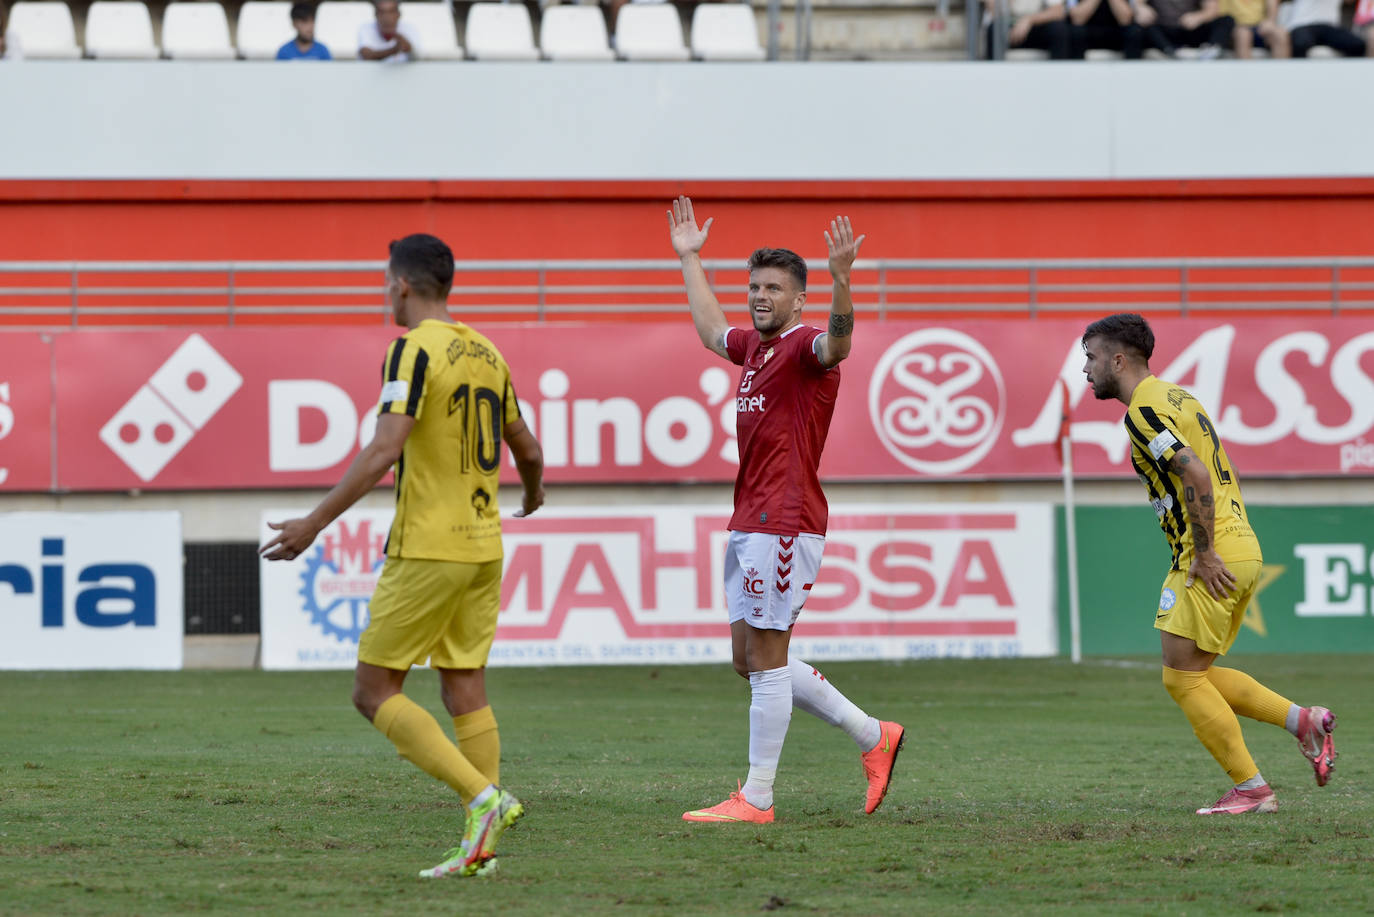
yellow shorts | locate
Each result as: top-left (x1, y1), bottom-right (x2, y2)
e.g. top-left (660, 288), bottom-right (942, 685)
top-left (357, 556), bottom-right (502, 670)
top-left (1153, 558), bottom-right (1263, 655)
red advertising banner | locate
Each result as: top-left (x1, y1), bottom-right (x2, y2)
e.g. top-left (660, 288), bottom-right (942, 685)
top-left (14, 317), bottom-right (1374, 490)
top-left (0, 334), bottom-right (54, 491)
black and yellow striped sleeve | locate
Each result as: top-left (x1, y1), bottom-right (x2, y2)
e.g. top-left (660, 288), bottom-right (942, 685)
top-left (1124, 403), bottom-right (1185, 467)
top-left (502, 372), bottom-right (521, 425)
top-left (377, 337), bottom-right (431, 418)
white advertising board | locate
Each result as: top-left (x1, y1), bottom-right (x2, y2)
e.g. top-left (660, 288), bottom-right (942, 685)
top-left (260, 504), bottom-right (1055, 670)
top-left (0, 512), bottom-right (183, 670)
top-left (259, 508), bottom-right (389, 671)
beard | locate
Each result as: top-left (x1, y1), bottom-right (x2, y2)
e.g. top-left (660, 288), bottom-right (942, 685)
top-left (751, 309), bottom-right (786, 335)
top-left (1090, 375), bottom-right (1119, 400)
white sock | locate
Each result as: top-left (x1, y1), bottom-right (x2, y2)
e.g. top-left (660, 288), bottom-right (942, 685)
top-left (1285, 704), bottom-right (1302, 736)
top-left (1237, 773), bottom-right (1267, 791)
top-left (741, 665), bottom-right (792, 811)
top-left (788, 657), bottom-right (882, 751)
top-left (468, 784), bottom-right (496, 811)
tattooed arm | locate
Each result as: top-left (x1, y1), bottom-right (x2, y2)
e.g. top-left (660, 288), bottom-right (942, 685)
top-left (1170, 446), bottom-right (1237, 599)
top-left (815, 216), bottom-right (865, 368)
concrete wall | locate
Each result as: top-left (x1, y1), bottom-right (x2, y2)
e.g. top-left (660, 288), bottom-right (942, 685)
top-left (3, 60), bottom-right (1372, 181)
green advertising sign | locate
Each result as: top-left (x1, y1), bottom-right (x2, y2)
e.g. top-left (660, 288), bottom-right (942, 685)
top-left (1056, 505), bottom-right (1374, 656)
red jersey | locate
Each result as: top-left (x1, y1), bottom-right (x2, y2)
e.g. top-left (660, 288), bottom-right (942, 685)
top-left (724, 323), bottom-right (840, 536)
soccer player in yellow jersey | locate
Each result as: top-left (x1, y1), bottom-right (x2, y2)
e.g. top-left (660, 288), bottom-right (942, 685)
top-left (1081, 313), bottom-right (1337, 815)
top-left (262, 234), bottom-right (545, 875)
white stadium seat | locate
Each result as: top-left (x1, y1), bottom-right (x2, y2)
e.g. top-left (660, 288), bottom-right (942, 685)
top-left (398, 2), bottom-right (464, 59)
top-left (613, 3), bottom-right (688, 60)
top-left (162, 2), bottom-right (236, 59)
top-left (690, 3), bottom-right (764, 61)
top-left (314, 0), bottom-right (374, 58)
top-left (4, 1), bottom-right (82, 58)
top-left (84, 1), bottom-right (159, 58)
top-left (236, 1), bottom-right (295, 59)
top-left (539, 5), bottom-right (614, 61)
top-left (464, 3), bottom-right (540, 60)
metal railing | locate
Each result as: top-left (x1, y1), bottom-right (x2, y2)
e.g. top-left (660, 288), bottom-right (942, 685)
top-left (1, 256), bottom-right (1371, 328)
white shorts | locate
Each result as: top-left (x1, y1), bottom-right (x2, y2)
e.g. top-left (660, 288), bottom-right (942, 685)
top-left (723, 530), bottom-right (826, 631)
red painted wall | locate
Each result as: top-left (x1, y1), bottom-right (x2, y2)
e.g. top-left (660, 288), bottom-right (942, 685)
top-left (6, 179), bottom-right (1374, 262)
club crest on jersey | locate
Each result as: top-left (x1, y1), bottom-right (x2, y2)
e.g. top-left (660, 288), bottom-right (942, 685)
top-left (763, 347), bottom-right (775, 364)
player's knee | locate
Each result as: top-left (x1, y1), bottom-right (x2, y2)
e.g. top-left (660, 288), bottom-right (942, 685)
top-left (352, 683), bottom-right (379, 720)
top-left (1161, 665), bottom-right (1197, 702)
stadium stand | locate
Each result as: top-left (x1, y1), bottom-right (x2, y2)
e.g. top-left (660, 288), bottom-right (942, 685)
top-left (162, 1), bottom-right (236, 59)
top-left (690, 1), bottom-right (765, 58)
top-left (234, 0), bottom-right (295, 58)
top-left (464, 2), bottom-right (541, 59)
top-left (539, 4), bottom-right (616, 60)
top-left (397, 0), bottom-right (464, 57)
top-left (613, 1), bottom-right (691, 58)
top-left (313, 0), bottom-right (373, 57)
top-left (5, 0), bottom-right (82, 57)
top-left (84, 0), bottom-right (160, 58)
top-left (3, 0), bottom-right (1370, 61)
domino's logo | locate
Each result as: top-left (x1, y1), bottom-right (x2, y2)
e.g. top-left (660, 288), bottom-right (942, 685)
top-left (98, 335), bottom-right (242, 483)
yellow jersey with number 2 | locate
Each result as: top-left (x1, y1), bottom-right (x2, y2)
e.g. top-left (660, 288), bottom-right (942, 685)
top-left (1122, 375), bottom-right (1262, 571)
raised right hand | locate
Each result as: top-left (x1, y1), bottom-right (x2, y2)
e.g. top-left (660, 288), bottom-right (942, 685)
top-left (667, 195), bottom-right (713, 258)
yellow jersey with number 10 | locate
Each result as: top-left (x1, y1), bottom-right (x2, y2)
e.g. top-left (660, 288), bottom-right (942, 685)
top-left (1123, 375), bottom-right (1262, 571)
top-left (377, 319), bottom-right (522, 563)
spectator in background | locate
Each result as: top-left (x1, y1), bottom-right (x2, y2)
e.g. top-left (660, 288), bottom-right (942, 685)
top-left (1136, 0), bottom-right (1233, 57)
top-left (277, 3), bottom-right (332, 59)
top-left (1066, 0), bottom-right (1145, 56)
top-left (1221, 0), bottom-right (1290, 55)
top-left (359, 0), bottom-right (419, 60)
top-left (0, 0), bottom-right (19, 60)
top-left (984, 0), bottom-right (1074, 58)
top-left (1358, 0), bottom-right (1374, 53)
top-left (1287, 0), bottom-right (1369, 55)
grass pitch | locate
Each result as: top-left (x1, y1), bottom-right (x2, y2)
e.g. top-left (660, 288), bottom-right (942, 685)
top-left (1, 656), bottom-right (1370, 916)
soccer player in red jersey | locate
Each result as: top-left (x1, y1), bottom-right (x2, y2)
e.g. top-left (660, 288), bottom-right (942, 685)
top-left (668, 196), bottom-right (906, 823)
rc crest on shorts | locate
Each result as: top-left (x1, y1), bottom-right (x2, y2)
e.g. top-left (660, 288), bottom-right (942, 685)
top-left (1159, 588), bottom-right (1177, 612)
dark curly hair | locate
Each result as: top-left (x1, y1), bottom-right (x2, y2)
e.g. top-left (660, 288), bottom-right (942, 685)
top-left (1082, 313), bottom-right (1155, 362)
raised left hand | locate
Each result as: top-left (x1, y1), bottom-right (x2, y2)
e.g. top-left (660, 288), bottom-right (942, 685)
top-left (825, 216), bottom-right (865, 282)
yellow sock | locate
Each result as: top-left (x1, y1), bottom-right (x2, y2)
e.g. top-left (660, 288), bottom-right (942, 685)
top-left (453, 706), bottom-right (501, 786)
top-left (1205, 666), bottom-right (1292, 728)
top-left (372, 695), bottom-right (491, 805)
top-left (1162, 666), bottom-right (1260, 785)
